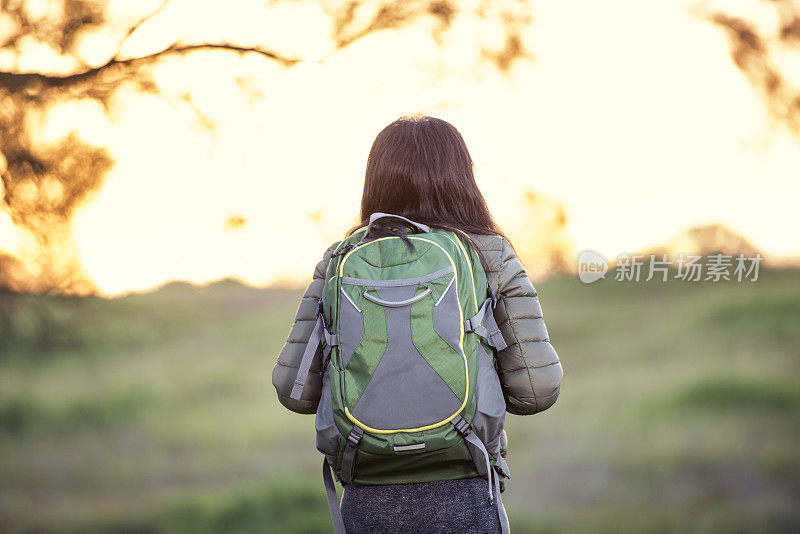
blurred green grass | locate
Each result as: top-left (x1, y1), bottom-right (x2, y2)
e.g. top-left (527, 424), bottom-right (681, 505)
top-left (1, 270), bottom-right (799, 533)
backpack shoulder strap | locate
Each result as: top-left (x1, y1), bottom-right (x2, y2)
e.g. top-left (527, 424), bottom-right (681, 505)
top-left (452, 416), bottom-right (510, 534)
top-left (322, 459), bottom-right (346, 534)
top-left (289, 303), bottom-right (339, 401)
top-left (464, 283), bottom-right (508, 352)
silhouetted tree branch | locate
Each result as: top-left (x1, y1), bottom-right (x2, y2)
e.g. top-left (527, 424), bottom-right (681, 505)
top-left (0, 43), bottom-right (299, 96)
top-left (0, 0), bottom-right (533, 296)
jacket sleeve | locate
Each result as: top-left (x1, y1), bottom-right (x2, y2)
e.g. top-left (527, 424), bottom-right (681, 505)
top-left (272, 241), bottom-right (340, 414)
top-left (492, 238), bottom-right (563, 415)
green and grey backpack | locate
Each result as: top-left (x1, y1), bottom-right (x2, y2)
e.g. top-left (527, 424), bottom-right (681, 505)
top-left (290, 213), bottom-right (511, 533)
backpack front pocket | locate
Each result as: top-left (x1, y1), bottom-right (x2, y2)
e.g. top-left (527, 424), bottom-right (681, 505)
top-left (339, 268), bottom-right (467, 433)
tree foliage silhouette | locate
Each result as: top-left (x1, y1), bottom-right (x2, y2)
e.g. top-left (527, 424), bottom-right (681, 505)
top-left (0, 0), bottom-right (533, 294)
top-left (702, 0), bottom-right (800, 139)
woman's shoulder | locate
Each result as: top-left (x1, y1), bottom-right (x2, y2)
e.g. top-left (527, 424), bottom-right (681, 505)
top-left (314, 241), bottom-right (342, 279)
top-left (464, 233), bottom-right (507, 252)
top-left (464, 233), bottom-right (514, 275)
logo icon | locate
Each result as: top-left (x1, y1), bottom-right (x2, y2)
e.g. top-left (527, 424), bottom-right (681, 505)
top-left (577, 249), bottom-right (608, 284)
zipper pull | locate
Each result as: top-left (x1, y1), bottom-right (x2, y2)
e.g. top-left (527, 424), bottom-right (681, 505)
top-left (332, 243), bottom-right (357, 258)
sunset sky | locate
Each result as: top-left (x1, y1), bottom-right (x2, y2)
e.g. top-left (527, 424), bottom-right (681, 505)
top-left (1, 0), bottom-right (798, 296)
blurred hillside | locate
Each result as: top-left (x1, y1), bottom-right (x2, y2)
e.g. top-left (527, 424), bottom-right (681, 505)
top-left (1, 269), bottom-right (799, 533)
top-left (644, 224), bottom-right (762, 259)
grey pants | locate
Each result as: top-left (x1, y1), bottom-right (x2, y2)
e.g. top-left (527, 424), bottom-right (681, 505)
top-left (340, 476), bottom-right (502, 534)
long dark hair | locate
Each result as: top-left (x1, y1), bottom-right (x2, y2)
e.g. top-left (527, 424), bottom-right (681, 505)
top-left (347, 115), bottom-right (510, 267)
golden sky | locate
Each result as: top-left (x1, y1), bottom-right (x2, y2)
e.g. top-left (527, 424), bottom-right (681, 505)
top-left (1, 0), bottom-right (798, 296)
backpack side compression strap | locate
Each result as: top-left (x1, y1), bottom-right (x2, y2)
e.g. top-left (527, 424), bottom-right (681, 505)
top-left (340, 426), bottom-right (363, 484)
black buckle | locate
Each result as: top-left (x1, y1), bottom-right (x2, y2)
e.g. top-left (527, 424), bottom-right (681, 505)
top-left (346, 427), bottom-right (363, 448)
top-left (465, 316), bottom-right (479, 333)
top-left (453, 416), bottom-right (471, 437)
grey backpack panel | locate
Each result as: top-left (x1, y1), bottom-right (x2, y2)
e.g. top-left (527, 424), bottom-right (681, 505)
top-left (339, 287), bottom-right (364, 368)
top-left (472, 345), bottom-right (507, 460)
top-left (432, 276), bottom-right (461, 353)
top-left (350, 284), bottom-right (463, 430)
top-left (315, 365), bottom-right (342, 466)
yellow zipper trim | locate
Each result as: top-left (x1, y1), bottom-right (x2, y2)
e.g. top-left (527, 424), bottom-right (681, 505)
top-left (340, 235), bottom-right (468, 434)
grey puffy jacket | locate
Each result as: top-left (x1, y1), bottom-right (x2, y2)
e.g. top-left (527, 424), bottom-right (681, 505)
top-left (272, 233), bottom-right (563, 416)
